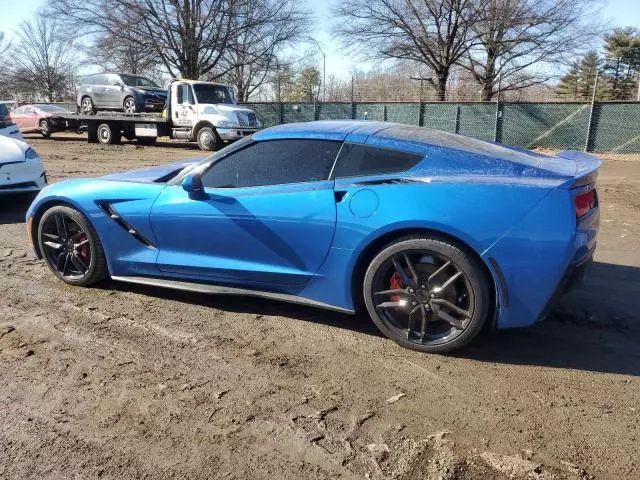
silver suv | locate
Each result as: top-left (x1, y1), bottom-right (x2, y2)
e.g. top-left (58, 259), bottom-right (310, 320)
top-left (77, 73), bottom-right (167, 114)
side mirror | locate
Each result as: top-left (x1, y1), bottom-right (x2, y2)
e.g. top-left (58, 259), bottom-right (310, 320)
top-left (182, 173), bottom-right (205, 199)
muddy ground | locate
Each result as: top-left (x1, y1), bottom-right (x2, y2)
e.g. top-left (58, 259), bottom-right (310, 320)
top-left (1, 133), bottom-right (639, 480)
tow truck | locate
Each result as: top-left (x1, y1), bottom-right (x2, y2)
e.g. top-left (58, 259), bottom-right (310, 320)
top-left (45, 79), bottom-right (261, 151)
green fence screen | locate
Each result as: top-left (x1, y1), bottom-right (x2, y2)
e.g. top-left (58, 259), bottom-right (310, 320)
top-left (242, 101), bottom-right (640, 153)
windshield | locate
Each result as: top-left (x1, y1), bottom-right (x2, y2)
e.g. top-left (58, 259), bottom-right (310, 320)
top-left (35, 105), bottom-right (69, 112)
top-left (192, 84), bottom-right (233, 104)
top-left (120, 75), bottom-right (160, 88)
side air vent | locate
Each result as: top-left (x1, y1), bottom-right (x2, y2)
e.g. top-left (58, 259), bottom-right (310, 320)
top-left (98, 202), bottom-right (156, 248)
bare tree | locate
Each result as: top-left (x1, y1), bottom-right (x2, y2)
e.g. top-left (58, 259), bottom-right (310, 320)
top-left (464, 0), bottom-right (601, 101)
top-left (217, 0), bottom-right (310, 101)
top-left (332, 0), bottom-right (478, 100)
top-left (47, 0), bottom-right (241, 79)
top-left (0, 33), bottom-right (12, 98)
top-left (48, 0), bottom-right (307, 86)
top-left (9, 15), bottom-right (77, 101)
top-left (90, 29), bottom-right (158, 76)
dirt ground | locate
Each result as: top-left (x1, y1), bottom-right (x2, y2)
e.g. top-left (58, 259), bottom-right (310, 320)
top-left (1, 133), bottom-right (639, 480)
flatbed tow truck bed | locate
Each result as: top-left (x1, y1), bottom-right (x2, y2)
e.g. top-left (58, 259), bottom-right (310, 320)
top-left (48, 112), bottom-right (172, 145)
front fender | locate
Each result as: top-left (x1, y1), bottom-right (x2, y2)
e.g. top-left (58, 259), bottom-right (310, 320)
top-left (27, 179), bottom-right (167, 276)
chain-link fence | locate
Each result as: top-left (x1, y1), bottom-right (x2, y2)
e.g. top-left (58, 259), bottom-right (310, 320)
top-left (242, 101), bottom-right (640, 153)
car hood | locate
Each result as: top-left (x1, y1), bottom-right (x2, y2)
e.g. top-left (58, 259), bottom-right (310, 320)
top-left (0, 136), bottom-right (29, 165)
top-left (101, 158), bottom-right (203, 183)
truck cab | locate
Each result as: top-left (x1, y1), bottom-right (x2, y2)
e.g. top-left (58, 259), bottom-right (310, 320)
top-left (167, 80), bottom-right (261, 150)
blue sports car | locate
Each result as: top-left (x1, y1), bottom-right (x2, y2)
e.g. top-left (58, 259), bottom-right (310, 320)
top-left (26, 121), bottom-right (600, 353)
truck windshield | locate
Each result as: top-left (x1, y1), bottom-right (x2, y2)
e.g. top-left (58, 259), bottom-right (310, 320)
top-left (192, 84), bottom-right (233, 104)
top-left (120, 75), bottom-right (160, 88)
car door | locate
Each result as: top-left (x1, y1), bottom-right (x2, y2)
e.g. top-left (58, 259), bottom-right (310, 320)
top-left (149, 139), bottom-right (342, 287)
top-left (171, 82), bottom-right (197, 127)
top-left (91, 75), bottom-right (107, 107)
top-left (24, 107), bottom-right (39, 131)
top-left (104, 74), bottom-right (124, 108)
top-left (11, 107), bottom-right (26, 130)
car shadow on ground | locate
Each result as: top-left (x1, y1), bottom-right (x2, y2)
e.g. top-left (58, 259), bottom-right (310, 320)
top-left (0, 194), bottom-right (35, 225)
top-left (104, 261), bottom-right (640, 376)
top-left (460, 262), bottom-right (640, 376)
top-left (23, 134), bottom-right (202, 150)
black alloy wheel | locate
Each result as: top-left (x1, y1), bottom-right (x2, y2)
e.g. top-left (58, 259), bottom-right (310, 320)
top-left (364, 237), bottom-right (490, 353)
top-left (38, 206), bottom-right (108, 286)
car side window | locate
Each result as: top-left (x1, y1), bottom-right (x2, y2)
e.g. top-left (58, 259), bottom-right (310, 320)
top-left (330, 143), bottom-right (424, 178)
top-left (107, 75), bottom-right (121, 86)
top-left (25, 107), bottom-right (36, 114)
top-left (93, 75), bottom-right (106, 86)
top-left (201, 139), bottom-right (342, 189)
top-left (14, 107), bottom-right (24, 115)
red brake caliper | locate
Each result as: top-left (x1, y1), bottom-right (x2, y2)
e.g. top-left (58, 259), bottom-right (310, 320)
top-left (77, 234), bottom-right (90, 262)
top-left (389, 272), bottom-right (402, 301)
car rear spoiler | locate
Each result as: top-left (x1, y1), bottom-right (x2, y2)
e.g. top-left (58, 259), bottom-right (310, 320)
top-left (556, 150), bottom-right (602, 189)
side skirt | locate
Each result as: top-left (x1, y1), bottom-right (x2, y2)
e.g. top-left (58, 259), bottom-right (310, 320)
top-left (111, 275), bottom-right (355, 315)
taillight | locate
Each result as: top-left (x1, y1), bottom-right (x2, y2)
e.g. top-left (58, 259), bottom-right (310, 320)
top-left (0, 114), bottom-right (11, 127)
top-left (575, 189), bottom-right (596, 218)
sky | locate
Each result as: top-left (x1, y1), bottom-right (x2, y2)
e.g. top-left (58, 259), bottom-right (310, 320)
top-left (1, 0), bottom-right (640, 79)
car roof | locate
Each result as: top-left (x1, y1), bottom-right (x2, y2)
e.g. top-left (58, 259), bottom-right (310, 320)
top-left (253, 120), bottom-right (392, 143)
top-left (254, 120), bottom-right (549, 162)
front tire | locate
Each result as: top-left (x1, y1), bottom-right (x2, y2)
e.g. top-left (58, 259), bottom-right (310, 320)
top-left (37, 206), bottom-right (108, 287)
top-left (39, 119), bottom-right (50, 138)
top-left (363, 236), bottom-right (491, 353)
top-left (196, 126), bottom-right (222, 151)
top-left (123, 96), bottom-right (137, 114)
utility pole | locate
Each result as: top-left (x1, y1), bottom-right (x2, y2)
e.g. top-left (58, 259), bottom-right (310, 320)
top-left (410, 76), bottom-right (432, 103)
top-left (309, 38), bottom-right (326, 102)
top-left (584, 70), bottom-right (599, 152)
top-left (410, 76), bottom-right (432, 127)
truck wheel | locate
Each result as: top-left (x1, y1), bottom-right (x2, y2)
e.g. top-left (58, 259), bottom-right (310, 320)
top-left (97, 123), bottom-right (121, 145)
top-left (80, 96), bottom-right (95, 115)
top-left (196, 127), bottom-right (222, 151)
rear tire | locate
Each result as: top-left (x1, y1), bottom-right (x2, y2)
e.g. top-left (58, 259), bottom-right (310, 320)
top-left (80, 96), bottom-right (95, 115)
top-left (37, 205), bottom-right (108, 287)
top-left (363, 235), bottom-right (491, 354)
top-left (97, 123), bottom-right (121, 145)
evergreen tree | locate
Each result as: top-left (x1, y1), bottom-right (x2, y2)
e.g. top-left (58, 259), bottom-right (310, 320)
top-left (557, 61), bottom-right (581, 100)
top-left (603, 27), bottom-right (640, 100)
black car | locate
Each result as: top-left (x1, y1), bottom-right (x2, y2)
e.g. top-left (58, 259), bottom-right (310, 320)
top-left (77, 73), bottom-right (167, 114)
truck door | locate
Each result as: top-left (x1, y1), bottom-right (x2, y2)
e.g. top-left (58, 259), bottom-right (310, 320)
top-left (171, 82), bottom-right (197, 128)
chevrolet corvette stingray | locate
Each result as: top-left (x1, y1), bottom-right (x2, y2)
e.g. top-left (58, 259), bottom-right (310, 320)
top-left (26, 121), bottom-right (600, 353)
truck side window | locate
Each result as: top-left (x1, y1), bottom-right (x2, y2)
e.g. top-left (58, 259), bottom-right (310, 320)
top-left (177, 84), bottom-right (195, 105)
